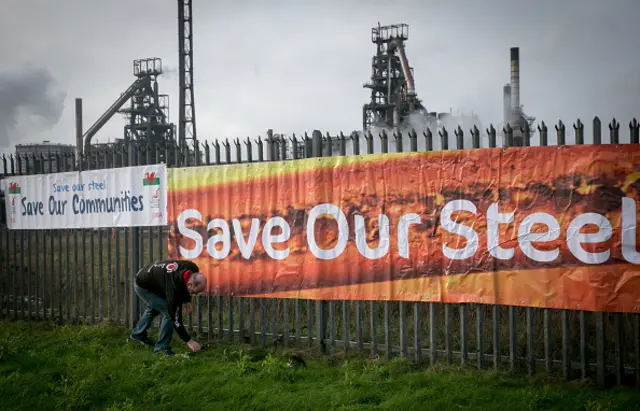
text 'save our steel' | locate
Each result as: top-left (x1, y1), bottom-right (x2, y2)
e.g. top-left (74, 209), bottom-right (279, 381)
top-left (167, 144), bottom-right (640, 313)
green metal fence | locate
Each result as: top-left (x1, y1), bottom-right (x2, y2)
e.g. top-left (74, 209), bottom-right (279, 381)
top-left (1, 117), bottom-right (639, 389)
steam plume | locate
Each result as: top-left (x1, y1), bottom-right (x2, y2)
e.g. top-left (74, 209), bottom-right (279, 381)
top-left (0, 65), bottom-right (66, 147)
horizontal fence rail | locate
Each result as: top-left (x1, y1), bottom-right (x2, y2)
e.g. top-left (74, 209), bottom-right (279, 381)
top-left (1, 117), bottom-right (639, 390)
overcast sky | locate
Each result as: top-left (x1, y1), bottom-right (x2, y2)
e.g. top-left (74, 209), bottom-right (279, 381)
top-left (0, 0), bottom-right (639, 154)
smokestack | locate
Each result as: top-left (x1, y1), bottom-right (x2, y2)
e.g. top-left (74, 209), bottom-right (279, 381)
top-left (503, 84), bottom-right (512, 125)
top-left (510, 47), bottom-right (520, 113)
top-left (75, 98), bottom-right (83, 167)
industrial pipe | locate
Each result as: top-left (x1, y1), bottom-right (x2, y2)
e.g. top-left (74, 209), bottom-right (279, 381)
top-left (83, 76), bottom-right (150, 154)
top-left (397, 44), bottom-right (416, 95)
top-left (510, 47), bottom-right (520, 112)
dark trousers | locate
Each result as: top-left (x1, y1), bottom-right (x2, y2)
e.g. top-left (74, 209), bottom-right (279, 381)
top-left (131, 282), bottom-right (174, 353)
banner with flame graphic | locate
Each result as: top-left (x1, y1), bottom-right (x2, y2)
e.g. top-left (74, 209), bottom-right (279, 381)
top-left (167, 144), bottom-right (640, 313)
top-left (5, 165), bottom-right (167, 229)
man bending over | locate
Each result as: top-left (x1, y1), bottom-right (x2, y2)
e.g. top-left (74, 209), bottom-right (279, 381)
top-left (130, 259), bottom-right (207, 356)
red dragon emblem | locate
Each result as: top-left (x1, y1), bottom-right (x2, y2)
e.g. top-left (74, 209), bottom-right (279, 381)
top-left (145, 172), bottom-right (156, 182)
top-left (8, 182), bottom-right (20, 194)
top-left (143, 171), bottom-right (160, 186)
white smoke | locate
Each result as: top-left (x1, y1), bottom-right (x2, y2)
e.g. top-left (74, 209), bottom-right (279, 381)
top-left (354, 110), bottom-right (489, 154)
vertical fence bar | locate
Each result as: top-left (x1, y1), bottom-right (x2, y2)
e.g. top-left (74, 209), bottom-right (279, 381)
top-left (329, 298), bottom-right (335, 354)
top-left (502, 127), bottom-right (517, 372)
top-left (32, 229), bottom-right (39, 319)
top-left (57, 217), bottom-right (63, 323)
top-left (12, 223), bottom-right (17, 320)
top-left (378, 131), bottom-right (392, 361)
top-left (199, 141), bottom-right (210, 340)
top-left (596, 311), bottom-right (605, 388)
top-left (614, 313), bottom-right (624, 385)
top-left (430, 302), bottom-right (437, 365)
top-left (229, 291), bottom-right (235, 341)
top-left (454, 127), bottom-right (469, 367)
top-left (66, 225), bottom-right (71, 322)
top-left (439, 127), bottom-right (453, 365)
top-left (73, 227), bottom-right (79, 322)
top-left (350, 134), bottom-right (364, 351)
top-left (122, 147), bottom-right (130, 326)
top-left (260, 298), bottom-right (267, 347)
top-left (635, 314), bottom-right (640, 387)
top-left (82, 227), bottom-right (87, 321)
top-left (237, 130), bottom-right (245, 340)
top-left (311, 130), bottom-right (326, 353)
top-left (131, 142), bottom-right (141, 328)
top-left (19, 162), bottom-right (27, 321)
top-left (271, 298), bottom-right (278, 343)
top-left (307, 300), bottom-right (313, 347)
top-left (535, 125), bottom-right (552, 374)
top-left (218, 295), bottom-right (224, 340)
top-left (470, 126), bottom-right (484, 370)
top-left (343, 299), bottom-right (349, 352)
top-left (0, 215), bottom-right (4, 319)
top-left (48, 156), bottom-right (55, 319)
top-left (294, 296), bottom-right (300, 345)
top-left (27, 228), bottom-right (33, 321)
top-left (282, 299), bottom-right (288, 346)
top-left (10, 156), bottom-right (17, 320)
top-left (527, 308), bottom-right (535, 375)
top-left (1, 157), bottom-right (7, 319)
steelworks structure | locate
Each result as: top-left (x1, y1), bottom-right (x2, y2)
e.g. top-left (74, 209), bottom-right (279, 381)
top-left (362, 23), bottom-right (426, 131)
top-left (78, 58), bottom-right (180, 167)
top-left (76, 0), bottom-right (197, 165)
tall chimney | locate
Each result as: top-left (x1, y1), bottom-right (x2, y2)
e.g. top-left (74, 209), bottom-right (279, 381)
top-left (510, 47), bottom-right (520, 113)
top-left (75, 98), bottom-right (83, 167)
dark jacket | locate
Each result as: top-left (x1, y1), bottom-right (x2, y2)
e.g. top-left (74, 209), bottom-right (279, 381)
top-left (135, 259), bottom-right (199, 343)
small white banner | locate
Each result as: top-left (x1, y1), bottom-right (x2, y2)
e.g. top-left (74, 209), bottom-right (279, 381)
top-left (4, 164), bottom-right (167, 229)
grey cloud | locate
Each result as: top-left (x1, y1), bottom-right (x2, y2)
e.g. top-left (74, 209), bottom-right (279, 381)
top-left (1, 0), bottom-right (639, 149)
top-left (0, 65), bottom-right (66, 147)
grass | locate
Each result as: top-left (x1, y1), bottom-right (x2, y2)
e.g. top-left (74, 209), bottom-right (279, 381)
top-left (0, 321), bottom-right (638, 411)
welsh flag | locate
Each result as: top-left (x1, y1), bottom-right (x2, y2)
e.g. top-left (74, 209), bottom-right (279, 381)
top-left (143, 171), bottom-right (160, 186)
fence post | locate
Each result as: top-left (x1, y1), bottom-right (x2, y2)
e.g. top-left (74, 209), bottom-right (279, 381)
top-left (424, 127), bottom-right (433, 151)
top-left (311, 129), bottom-right (327, 354)
top-left (630, 118), bottom-right (639, 144)
top-left (573, 119), bottom-right (584, 145)
top-left (609, 118), bottom-right (619, 144)
top-left (130, 141), bottom-right (140, 327)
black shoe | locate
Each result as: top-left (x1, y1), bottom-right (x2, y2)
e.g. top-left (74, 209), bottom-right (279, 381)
top-left (129, 334), bottom-right (155, 347)
top-left (154, 349), bottom-right (175, 357)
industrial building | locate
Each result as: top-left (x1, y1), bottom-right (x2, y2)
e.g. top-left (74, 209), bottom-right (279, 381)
top-left (14, 142), bottom-right (75, 174)
top-left (11, 13), bottom-right (536, 170)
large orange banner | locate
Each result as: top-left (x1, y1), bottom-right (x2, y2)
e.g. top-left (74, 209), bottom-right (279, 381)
top-left (167, 144), bottom-right (640, 313)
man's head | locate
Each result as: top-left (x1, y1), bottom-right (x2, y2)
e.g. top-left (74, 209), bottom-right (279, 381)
top-left (186, 272), bottom-right (207, 294)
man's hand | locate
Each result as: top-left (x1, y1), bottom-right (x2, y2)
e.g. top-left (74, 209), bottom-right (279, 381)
top-left (187, 340), bottom-right (201, 353)
top-left (183, 302), bottom-right (192, 315)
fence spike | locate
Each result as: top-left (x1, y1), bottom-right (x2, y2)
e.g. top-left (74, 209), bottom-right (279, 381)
top-left (573, 119), bottom-right (584, 145)
top-left (630, 118), bottom-right (640, 144)
top-left (555, 120), bottom-right (566, 145)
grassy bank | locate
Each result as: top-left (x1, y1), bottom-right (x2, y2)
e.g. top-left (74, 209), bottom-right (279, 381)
top-left (0, 320), bottom-right (637, 411)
